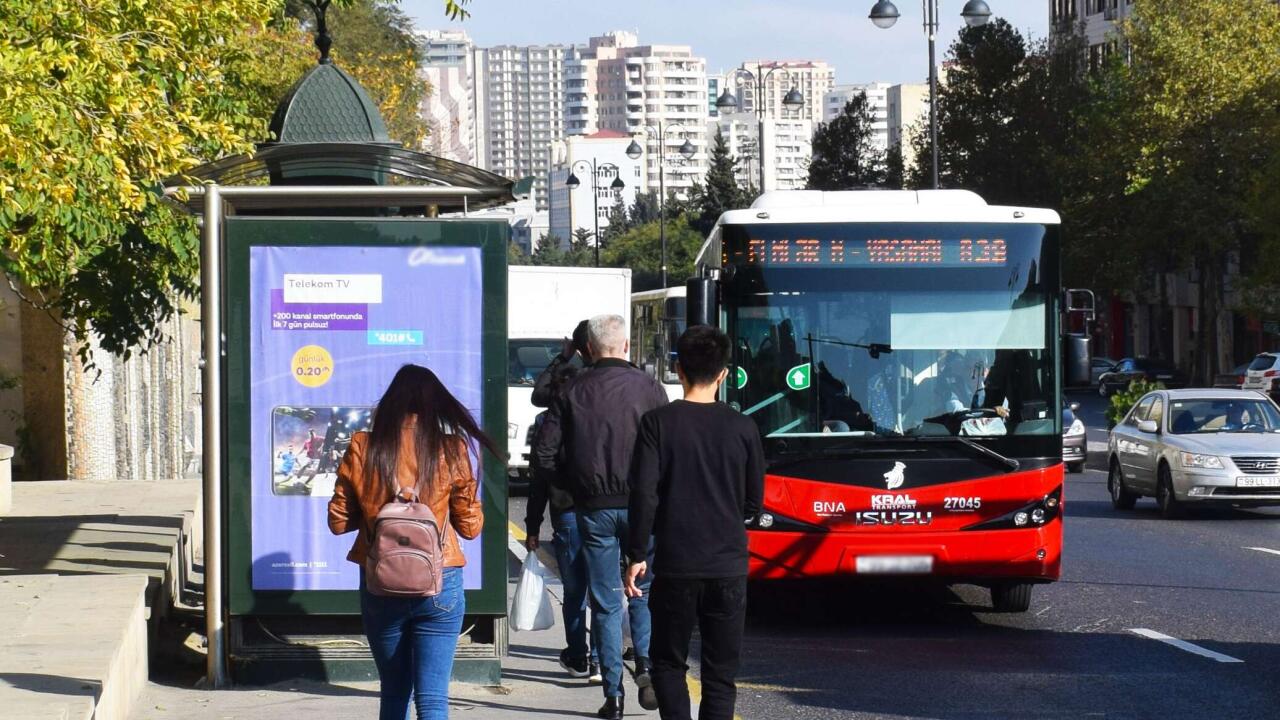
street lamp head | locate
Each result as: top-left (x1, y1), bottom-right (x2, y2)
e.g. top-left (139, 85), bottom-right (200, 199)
top-left (715, 88), bottom-right (739, 111)
top-left (610, 176), bottom-right (626, 190)
top-left (678, 139), bottom-right (696, 159)
top-left (869, 0), bottom-right (900, 29)
top-left (625, 139), bottom-right (644, 160)
top-left (565, 172), bottom-right (581, 190)
top-left (782, 87), bottom-right (805, 109)
top-left (961, 0), bottom-right (992, 27)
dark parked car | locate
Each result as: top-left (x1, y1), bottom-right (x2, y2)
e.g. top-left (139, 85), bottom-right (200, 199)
top-left (1062, 402), bottom-right (1086, 473)
top-left (1098, 358), bottom-right (1188, 397)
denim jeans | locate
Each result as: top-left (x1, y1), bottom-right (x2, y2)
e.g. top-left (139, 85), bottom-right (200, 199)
top-left (578, 507), bottom-right (654, 698)
top-left (361, 567), bottom-right (465, 720)
top-left (552, 510), bottom-right (598, 664)
top-left (649, 575), bottom-right (747, 720)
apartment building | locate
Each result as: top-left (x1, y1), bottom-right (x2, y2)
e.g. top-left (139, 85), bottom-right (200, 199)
top-left (565, 32), bottom-right (708, 194)
top-left (473, 43), bottom-right (569, 210)
top-left (418, 30), bottom-right (479, 164)
top-left (547, 131), bottom-right (645, 244)
top-left (887, 83), bottom-right (929, 171)
top-left (1049, 0), bottom-right (1133, 64)
top-left (823, 83), bottom-right (891, 150)
top-left (713, 113), bottom-right (814, 192)
top-left (731, 61), bottom-right (834, 124)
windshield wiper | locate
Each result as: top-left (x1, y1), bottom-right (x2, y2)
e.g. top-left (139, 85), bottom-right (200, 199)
top-left (903, 436), bottom-right (1021, 472)
top-left (803, 334), bottom-right (892, 358)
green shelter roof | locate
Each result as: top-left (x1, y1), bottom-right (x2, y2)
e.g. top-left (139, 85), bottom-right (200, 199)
top-left (267, 63), bottom-right (392, 145)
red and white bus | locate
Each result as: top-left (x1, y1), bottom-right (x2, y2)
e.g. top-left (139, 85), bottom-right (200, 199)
top-left (688, 190), bottom-right (1063, 612)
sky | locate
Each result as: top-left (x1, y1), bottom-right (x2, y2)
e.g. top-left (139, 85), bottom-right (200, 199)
top-left (401, 0), bottom-right (1051, 86)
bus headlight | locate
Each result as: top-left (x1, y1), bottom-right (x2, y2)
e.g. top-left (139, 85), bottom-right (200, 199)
top-left (966, 487), bottom-right (1063, 531)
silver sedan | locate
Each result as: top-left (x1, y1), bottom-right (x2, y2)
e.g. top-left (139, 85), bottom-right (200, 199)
top-left (1107, 389), bottom-right (1280, 518)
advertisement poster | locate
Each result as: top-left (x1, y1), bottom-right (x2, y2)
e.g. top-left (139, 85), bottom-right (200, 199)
top-left (249, 245), bottom-right (484, 591)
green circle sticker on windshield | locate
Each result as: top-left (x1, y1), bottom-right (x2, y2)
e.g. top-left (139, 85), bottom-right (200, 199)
top-left (786, 363), bottom-right (812, 391)
top-left (735, 366), bottom-right (748, 390)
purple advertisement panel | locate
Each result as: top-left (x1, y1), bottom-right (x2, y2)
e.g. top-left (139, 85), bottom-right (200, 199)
top-left (249, 245), bottom-right (484, 591)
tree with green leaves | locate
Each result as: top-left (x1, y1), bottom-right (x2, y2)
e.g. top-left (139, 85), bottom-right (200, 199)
top-left (695, 128), bottom-right (748, 235)
top-left (807, 93), bottom-right (887, 190)
top-left (602, 216), bottom-right (705, 291)
top-left (0, 0), bottom-right (470, 361)
top-left (1091, 0), bottom-right (1280, 380)
top-left (599, 192), bottom-right (631, 246)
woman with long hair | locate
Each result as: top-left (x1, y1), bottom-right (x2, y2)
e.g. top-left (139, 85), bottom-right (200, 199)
top-left (329, 364), bottom-right (501, 719)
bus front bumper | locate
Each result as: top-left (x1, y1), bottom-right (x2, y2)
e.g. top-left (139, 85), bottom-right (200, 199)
top-left (746, 524), bottom-right (1062, 583)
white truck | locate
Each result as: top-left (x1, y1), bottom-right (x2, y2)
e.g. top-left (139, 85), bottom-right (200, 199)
top-left (507, 266), bottom-right (632, 488)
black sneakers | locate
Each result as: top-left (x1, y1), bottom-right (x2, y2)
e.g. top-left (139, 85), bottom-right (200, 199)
top-left (588, 659), bottom-right (603, 684)
top-left (559, 648), bottom-right (590, 678)
top-left (634, 656), bottom-right (659, 711)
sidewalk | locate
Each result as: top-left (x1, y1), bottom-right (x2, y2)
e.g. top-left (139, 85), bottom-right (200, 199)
top-left (131, 525), bottom-right (708, 719)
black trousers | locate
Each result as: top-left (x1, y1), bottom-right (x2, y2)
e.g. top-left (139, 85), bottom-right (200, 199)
top-left (649, 575), bottom-right (748, 720)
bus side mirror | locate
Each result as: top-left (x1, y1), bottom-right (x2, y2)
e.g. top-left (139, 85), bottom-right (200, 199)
top-left (686, 277), bottom-right (718, 328)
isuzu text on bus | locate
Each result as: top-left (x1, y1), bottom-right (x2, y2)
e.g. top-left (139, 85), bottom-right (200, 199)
top-left (686, 190), bottom-right (1063, 612)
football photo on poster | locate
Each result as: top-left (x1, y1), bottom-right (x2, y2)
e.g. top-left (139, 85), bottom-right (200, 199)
top-left (271, 406), bottom-right (373, 497)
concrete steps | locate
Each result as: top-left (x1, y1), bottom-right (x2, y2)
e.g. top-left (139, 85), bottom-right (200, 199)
top-left (0, 574), bottom-right (149, 720)
top-left (0, 480), bottom-right (199, 719)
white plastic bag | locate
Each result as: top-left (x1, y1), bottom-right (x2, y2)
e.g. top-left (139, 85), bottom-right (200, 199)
top-left (510, 552), bottom-right (556, 631)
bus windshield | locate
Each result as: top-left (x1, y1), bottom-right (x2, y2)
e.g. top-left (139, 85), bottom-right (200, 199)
top-left (721, 222), bottom-right (1058, 441)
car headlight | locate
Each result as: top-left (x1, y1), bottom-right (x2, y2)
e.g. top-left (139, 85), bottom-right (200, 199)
top-left (1066, 419), bottom-right (1086, 437)
top-left (507, 422), bottom-right (518, 440)
top-left (1180, 452), bottom-right (1223, 469)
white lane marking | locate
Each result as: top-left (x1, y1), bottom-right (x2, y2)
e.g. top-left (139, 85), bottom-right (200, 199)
top-left (1129, 628), bottom-right (1244, 663)
top-left (1244, 546), bottom-right (1280, 557)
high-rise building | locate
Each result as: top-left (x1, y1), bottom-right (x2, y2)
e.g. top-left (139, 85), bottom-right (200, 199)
top-left (713, 113), bottom-right (813, 192)
top-left (566, 32), bottom-right (708, 194)
top-left (548, 131), bottom-right (645, 244)
top-left (887, 83), bottom-right (929, 170)
top-left (823, 83), bottom-right (891, 151)
top-left (1050, 0), bottom-right (1133, 65)
top-left (473, 43), bottom-right (569, 211)
top-left (730, 61), bottom-right (834, 124)
top-left (418, 30), bottom-right (479, 164)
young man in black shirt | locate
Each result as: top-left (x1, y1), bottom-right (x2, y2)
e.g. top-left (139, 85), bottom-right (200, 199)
top-left (624, 325), bottom-right (765, 720)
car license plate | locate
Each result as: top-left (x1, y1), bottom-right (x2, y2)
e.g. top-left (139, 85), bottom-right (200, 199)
top-left (1237, 477), bottom-right (1280, 488)
top-left (856, 555), bottom-right (933, 574)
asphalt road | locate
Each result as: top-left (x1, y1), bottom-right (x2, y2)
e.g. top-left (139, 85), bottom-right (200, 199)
top-left (510, 390), bottom-right (1280, 719)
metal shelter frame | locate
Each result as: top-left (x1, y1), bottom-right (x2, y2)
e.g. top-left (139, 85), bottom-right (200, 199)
top-left (162, 173), bottom-right (522, 688)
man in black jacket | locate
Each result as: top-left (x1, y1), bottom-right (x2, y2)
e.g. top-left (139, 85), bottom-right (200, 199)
top-left (534, 313), bottom-right (669, 719)
top-left (625, 326), bottom-right (764, 720)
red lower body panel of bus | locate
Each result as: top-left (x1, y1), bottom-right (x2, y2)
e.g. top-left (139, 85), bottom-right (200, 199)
top-left (746, 464), bottom-right (1064, 583)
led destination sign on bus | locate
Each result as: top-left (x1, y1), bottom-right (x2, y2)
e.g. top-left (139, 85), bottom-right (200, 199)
top-left (726, 236), bottom-right (1008, 268)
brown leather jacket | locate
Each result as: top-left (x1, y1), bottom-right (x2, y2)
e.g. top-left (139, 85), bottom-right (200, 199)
top-left (328, 425), bottom-right (483, 568)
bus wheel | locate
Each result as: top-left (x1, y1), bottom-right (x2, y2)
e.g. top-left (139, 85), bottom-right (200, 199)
top-left (991, 583), bottom-right (1033, 613)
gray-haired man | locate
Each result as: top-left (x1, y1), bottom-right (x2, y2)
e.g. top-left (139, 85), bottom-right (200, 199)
top-left (533, 313), bottom-right (669, 719)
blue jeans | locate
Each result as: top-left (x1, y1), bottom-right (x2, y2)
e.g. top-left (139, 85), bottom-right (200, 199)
top-left (552, 511), bottom-right (598, 664)
top-left (578, 508), bottom-right (654, 698)
top-left (361, 567), bottom-right (465, 720)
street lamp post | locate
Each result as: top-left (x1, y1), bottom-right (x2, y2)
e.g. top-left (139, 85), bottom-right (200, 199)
top-left (714, 64), bottom-right (806, 193)
top-left (626, 125), bottom-right (695, 288)
top-left (565, 159), bottom-right (625, 267)
top-left (868, 0), bottom-right (992, 189)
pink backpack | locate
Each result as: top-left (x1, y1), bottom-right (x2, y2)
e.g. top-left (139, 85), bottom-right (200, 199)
top-left (365, 486), bottom-right (446, 597)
